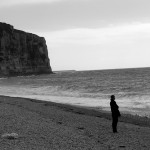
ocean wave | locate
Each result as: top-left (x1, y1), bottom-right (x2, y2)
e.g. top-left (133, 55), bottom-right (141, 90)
top-left (0, 68), bottom-right (150, 116)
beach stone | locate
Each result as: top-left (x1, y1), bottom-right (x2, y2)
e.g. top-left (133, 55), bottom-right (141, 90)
top-left (119, 145), bottom-right (126, 147)
top-left (1, 133), bottom-right (19, 140)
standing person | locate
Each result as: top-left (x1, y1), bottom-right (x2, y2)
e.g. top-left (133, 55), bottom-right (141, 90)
top-left (110, 95), bottom-right (121, 133)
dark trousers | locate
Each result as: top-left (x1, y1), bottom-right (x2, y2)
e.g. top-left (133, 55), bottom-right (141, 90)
top-left (112, 117), bottom-right (118, 133)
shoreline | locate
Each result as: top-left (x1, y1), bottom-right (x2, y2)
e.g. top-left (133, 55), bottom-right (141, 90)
top-left (0, 95), bottom-right (150, 128)
top-left (0, 89), bottom-right (149, 117)
top-left (0, 95), bottom-right (150, 149)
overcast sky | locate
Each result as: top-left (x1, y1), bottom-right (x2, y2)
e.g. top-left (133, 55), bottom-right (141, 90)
top-left (1, 0), bottom-right (150, 71)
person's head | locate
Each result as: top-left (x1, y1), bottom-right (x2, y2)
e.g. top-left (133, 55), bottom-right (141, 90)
top-left (110, 95), bottom-right (115, 101)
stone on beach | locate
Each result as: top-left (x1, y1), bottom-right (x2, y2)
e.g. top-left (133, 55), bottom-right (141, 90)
top-left (1, 133), bottom-right (19, 140)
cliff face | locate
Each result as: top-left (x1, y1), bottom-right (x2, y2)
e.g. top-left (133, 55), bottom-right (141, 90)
top-left (0, 22), bottom-right (52, 76)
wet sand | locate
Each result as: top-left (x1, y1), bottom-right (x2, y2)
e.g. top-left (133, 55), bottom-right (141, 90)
top-left (0, 95), bottom-right (150, 149)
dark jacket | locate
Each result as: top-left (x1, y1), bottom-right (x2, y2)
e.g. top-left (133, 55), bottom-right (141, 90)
top-left (110, 100), bottom-right (121, 117)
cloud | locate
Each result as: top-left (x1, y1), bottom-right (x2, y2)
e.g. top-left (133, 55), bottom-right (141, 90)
top-left (0, 0), bottom-right (150, 32)
top-left (40, 23), bottom-right (150, 46)
top-left (40, 23), bottom-right (150, 70)
top-left (0, 0), bottom-right (61, 7)
top-left (0, 0), bottom-right (92, 7)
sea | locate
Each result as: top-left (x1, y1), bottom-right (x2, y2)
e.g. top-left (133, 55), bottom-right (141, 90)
top-left (0, 67), bottom-right (150, 117)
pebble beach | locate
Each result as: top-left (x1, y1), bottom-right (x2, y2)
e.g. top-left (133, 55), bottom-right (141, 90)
top-left (0, 95), bottom-right (150, 150)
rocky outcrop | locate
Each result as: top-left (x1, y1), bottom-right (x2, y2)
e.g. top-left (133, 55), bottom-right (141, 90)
top-left (0, 22), bottom-right (52, 76)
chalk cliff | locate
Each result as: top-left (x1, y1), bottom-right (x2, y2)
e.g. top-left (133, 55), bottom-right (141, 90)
top-left (0, 22), bottom-right (52, 76)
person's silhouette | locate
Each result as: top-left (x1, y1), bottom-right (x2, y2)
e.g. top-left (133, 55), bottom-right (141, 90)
top-left (110, 95), bottom-right (121, 133)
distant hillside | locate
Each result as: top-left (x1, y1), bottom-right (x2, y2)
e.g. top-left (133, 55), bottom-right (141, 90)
top-left (54, 70), bottom-right (76, 73)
